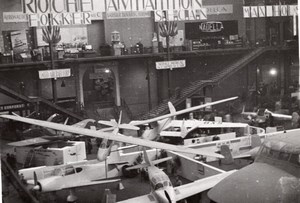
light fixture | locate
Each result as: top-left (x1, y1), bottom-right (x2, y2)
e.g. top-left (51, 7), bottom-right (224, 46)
top-left (61, 80), bottom-right (66, 87)
top-left (269, 68), bottom-right (277, 76)
top-left (105, 69), bottom-right (110, 73)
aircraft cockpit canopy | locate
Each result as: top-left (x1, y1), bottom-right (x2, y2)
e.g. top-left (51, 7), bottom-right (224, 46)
top-left (259, 143), bottom-right (300, 166)
top-left (257, 109), bottom-right (266, 116)
top-left (150, 176), bottom-right (172, 191)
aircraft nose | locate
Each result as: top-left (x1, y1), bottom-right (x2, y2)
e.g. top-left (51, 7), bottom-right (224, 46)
top-left (32, 184), bottom-right (41, 191)
top-left (156, 189), bottom-right (175, 203)
top-left (208, 163), bottom-right (300, 203)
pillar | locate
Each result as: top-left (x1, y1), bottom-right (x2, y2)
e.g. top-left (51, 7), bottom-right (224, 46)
top-left (110, 66), bottom-right (121, 106)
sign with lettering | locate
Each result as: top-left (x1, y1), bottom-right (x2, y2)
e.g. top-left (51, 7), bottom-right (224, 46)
top-left (0, 103), bottom-right (27, 111)
top-left (3, 12), bottom-right (28, 22)
top-left (204, 5), bottom-right (233, 15)
top-left (186, 20), bottom-right (238, 40)
top-left (243, 5), bottom-right (298, 18)
top-left (156, 60), bottom-right (186, 70)
top-left (104, 0), bottom-right (203, 11)
top-left (154, 9), bottom-right (207, 22)
top-left (39, 69), bottom-right (71, 79)
top-left (21, 0), bottom-right (202, 13)
top-left (21, 0), bottom-right (204, 26)
top-left (199, 21), bottom-right (223, 32)
top-left (106, 11), bottom-right (151, 19)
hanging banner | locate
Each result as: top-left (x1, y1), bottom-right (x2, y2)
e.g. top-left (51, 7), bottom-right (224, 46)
top-left (39, 69), bottom-right (71, 79)
top-left (156, 60), bottom-right (186, 70)
top-left (155, 9), bottom-right (207, 22)
top-left (21, 0), bottom-right (202, 13)
top-left (243, 5), bottom-right (298, 18)
top-left (3, 12), bottom-right (28, 22)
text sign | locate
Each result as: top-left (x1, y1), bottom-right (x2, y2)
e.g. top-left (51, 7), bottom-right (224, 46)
top-left (21, 0), bottom-right (202, 13)
top-left (3, 12), bottom-right (28, 22)
top-left (156, 60), bottom-right (186, 70)
top-left (243, 5), bottom-right (298, 18)
top-left (39, 69), bottom-right (71, 79)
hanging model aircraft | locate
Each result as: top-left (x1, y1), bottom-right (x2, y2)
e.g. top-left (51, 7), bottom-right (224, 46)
top-left (118, 149), bottom-right (236, 203)
top-left (241, 106), bottom-right (292, 124)
top-left (0, 114), bottom-right (224, 159)
top-left (208, 129), bottom-right (300, 203)
top-left (100, 96), bottom-right (238, 141)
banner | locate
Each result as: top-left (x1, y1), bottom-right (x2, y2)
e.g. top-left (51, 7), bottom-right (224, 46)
top-left (243, 5), bottom-right (298, 18)
top-left (21, 0), bottom-right (202, 13)
top-left (3, 12), bottom-right (28, 22)
top-left (154, 9), bottom-right (207, 22)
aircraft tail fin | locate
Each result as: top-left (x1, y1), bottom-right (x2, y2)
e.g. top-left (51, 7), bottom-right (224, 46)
top-left (251, 134), bottom-right (261, 148)
top-left (220, 145), bottom-right (234, 165)
top-left (180, 119), bottom-right (188, 138)
top-left (168, 102), bottom-right (176, 115)
top-left (63, 117), bottom-right (69, 125)
top-left (46, 113), bottom-right (58, 122)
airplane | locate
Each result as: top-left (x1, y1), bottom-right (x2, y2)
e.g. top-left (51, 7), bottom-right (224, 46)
top-left (23, 144), bottom-right (125, 202)
top-left (208, 129), bottom-right (300, 203)
top-left (0, 114), bottom-right (224, 159)
top-left (241, 106), bottom-right (292, 124)
top-left (118, 149), bottom-right (236, 203)
top-left (100, 96), bottom-right (238, 141)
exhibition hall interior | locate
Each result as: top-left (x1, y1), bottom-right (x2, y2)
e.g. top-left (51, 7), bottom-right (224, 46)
top-left (0, 0), bottom-right (299, 202)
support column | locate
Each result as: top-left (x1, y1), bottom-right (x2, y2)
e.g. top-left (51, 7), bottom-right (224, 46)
top-left (146, 60), bottom-right (152, 110)
top-left (73, 65), bottom-right (81, 112)
top-left (78, 66), bottom-right (88, 107)
top-left (110, 66), bottom-right (121, 107)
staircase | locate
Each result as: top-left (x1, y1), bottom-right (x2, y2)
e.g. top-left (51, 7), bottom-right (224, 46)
top-left (0, 78), bottom-right (83, 121)
top-left (139, 47), bottom-right (270, 119)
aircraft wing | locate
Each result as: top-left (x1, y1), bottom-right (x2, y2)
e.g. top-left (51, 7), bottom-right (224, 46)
top-left (174, 170), bottom-right (237, 201)
top-left (270, 112), bottom-right (292, 120)
top-left (0, 115), bottom-right (224, 158)
top-left (118, 194), bottom-right (158, 203)
top-left (241, 112), bottom-right (257, 117)
top-left (8, 137), bottom-right (51, 147)
top-left (60, 179), bottom-right (120, 190)
top-left (130, 97), bottom-right (238, 126)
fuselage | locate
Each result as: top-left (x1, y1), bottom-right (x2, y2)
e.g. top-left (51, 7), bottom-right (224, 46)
top-left (147, 166), bottom-right (176, 203)
top-left (34, 162), bottom-right (120, 192)
top-left (208, 131), bottom-right (300, 203)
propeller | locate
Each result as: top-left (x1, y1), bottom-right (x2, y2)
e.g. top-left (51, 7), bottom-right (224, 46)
top-left (98, 111), bottom-right (140, 131)
top-left (32, 171), bottom-right (41, 191)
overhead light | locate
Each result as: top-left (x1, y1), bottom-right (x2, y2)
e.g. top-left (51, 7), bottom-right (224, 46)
top-left (269, 68), bottom-right (277, 76)
top-left (105, 69), bottom-right (110, 73)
